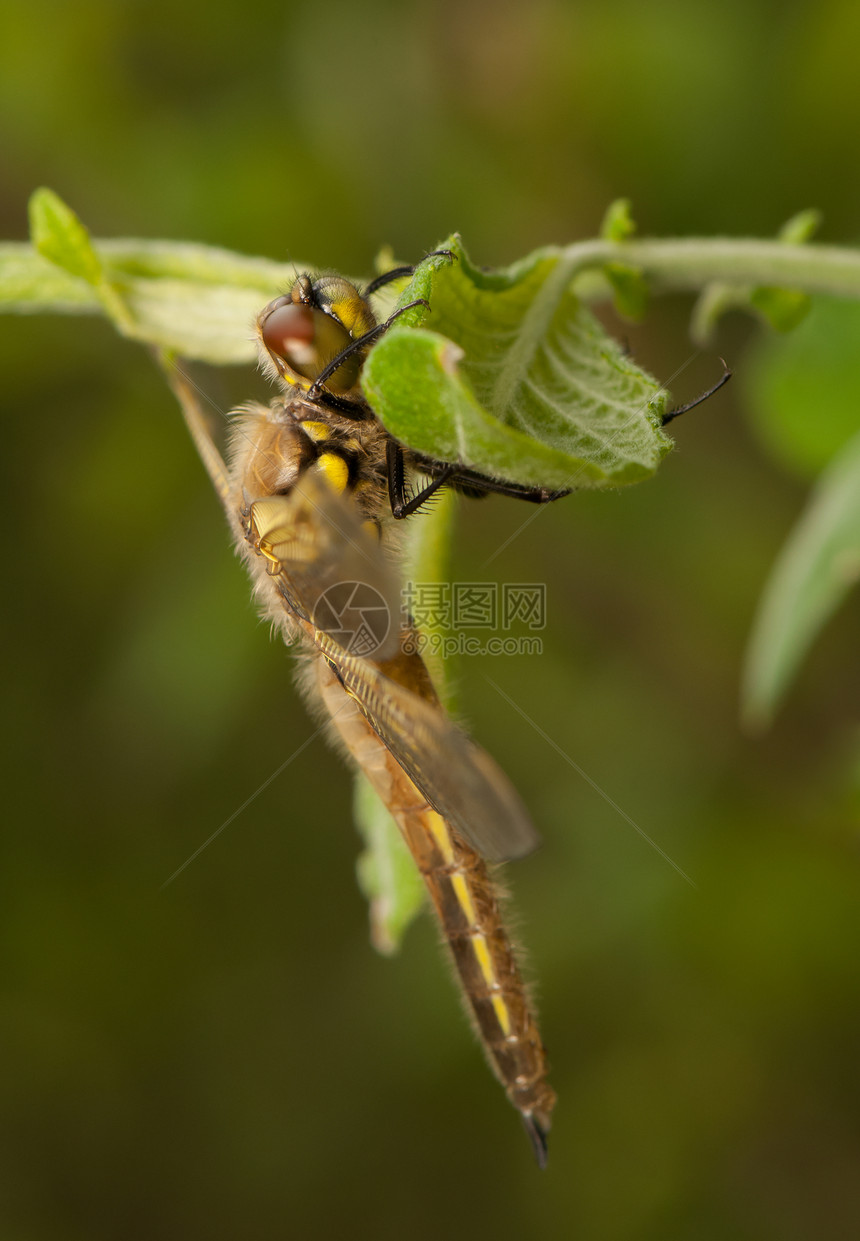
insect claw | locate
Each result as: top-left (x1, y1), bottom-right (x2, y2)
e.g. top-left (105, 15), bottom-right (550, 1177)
top-left (661, 360), bottom-right (732, 426)
top-left (425, 248), bottom-right (457, 264)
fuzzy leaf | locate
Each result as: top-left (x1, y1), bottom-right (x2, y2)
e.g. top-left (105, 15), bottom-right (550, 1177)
top-left (599, 201), bottom-right (649, 318)
top-left (29, 187), bottom-right (103, 285)
top-left (600, 198), bottom-right (637, 242)
top-left (742, 429), bottom-right (860, 728)
top-left (777, 209), bottom-right (822, 246)
top-left (0, 190), bottom-right (313, 361)
top-left (749, 286), bottom-right (812, 332)
top-left (605, 262), bottom-right (650, 321)
top-left (0, 242), bottom-right (103, 311)
top-left (362, 236), bottom-right (670, 491)
top-left (1, 238), bottom-right (305, 363)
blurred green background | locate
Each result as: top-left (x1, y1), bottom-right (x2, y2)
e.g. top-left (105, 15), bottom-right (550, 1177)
top-left (2, 1), bottom-right (859, 1238)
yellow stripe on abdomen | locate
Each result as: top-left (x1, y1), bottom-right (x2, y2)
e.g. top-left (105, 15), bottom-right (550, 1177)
top-left (490, 992), bottom-right (512, 1036)
top-left (470, 932), bottom-right (494, 986)
top-left (425, 809), bottom-right (455, 864)
top-left (422, 810), bottom-right (515, 1038)
top-left (470, 931), bottom-right (512, 1035)
top-left (450, 872), bottom-right (477, 926)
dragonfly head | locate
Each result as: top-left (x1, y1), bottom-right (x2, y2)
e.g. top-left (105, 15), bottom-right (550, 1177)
top-left (258, 275), bottom-right (377, 394)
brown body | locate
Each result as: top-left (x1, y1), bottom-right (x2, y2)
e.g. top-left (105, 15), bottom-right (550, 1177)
top-left (316, 657), bottom-right (554, 1133)
top-left (164, 268), bottom-right (556, 1162)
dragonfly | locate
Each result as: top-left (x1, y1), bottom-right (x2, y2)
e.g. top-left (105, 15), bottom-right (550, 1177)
top-left (163, 255), bottom-right (564, 1166)
top-left (163, 255), bottom-right (730, 1166)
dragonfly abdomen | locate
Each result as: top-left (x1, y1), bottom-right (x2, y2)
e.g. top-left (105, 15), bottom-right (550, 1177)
top-left (314, 654), bottom-right (556, 1164)
top-left (410, 809), bottom-right (556, 1160)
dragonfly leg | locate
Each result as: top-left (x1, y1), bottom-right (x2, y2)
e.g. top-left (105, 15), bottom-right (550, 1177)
top-left (362, 249), bottom-right (456, 298)
top-left (386, 441), bottom-right (458, 519)
top-left (662, 359), bottom-right (732, 426)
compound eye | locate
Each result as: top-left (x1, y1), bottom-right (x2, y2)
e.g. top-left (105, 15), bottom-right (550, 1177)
top-left (258, 296), bottom-right (359, 389)
top-left (260, 302), bottom-right (315, 362)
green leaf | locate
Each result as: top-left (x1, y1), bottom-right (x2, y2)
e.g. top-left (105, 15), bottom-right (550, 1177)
top-left (777, 209), bottom-right (822, 245)
top-left (604, 262), bottom-right (650, 321)
top-left (362, 236), bottom-right (670, 491)
top-left (28, 187), bottom-right (103, 285)
top-left (749, 285), bottom-right (812, 333)
top-left (0, 242), bottom-right (103, 311)
top-left (600, 197), bottom-right (649, 317)
top-left (353, 774), bottom-right (425, 956)
top-left (743, 296), bottom-right (860, 479)
top-left (600, 198), bottom-right (637, 242)
top-left (1, 236), bottom-right (305, 364)
top-left (4, 187), bottom-right (322, 357)
top-left (742, 429), bottom-right (860, 729)
top-left (748, 210), bottom-right (821, 334)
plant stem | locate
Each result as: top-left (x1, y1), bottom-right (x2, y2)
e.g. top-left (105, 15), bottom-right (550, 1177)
top-left (564, 237), bottom-right (860, 299)
top-left (404, 487), bottom-right (459, 709)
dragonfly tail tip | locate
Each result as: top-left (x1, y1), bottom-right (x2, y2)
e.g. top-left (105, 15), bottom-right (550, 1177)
top-left (521, 1113), bottom-right (549, 1169)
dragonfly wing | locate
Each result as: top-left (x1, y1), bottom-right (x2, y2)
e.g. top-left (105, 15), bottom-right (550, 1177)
top-left (251, 472), bottom-right (542, 862)
top-left (312, 630), bottom-right (542, 863)
top-left (248, 471), bottom-right (403, 663)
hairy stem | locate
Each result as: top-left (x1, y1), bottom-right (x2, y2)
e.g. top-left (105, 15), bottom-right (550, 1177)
top-left (566, 237), bottom-right (860, 300)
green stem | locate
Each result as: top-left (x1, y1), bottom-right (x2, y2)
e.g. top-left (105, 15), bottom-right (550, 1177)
top-left (97, 279), bottom-right (138, 335)
top-left (404, 487), bottom-right (459, 709)
top-left (565, 237), bottom-right (860, 299)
